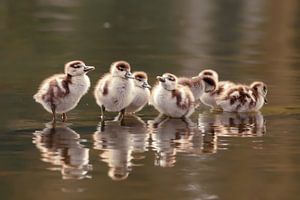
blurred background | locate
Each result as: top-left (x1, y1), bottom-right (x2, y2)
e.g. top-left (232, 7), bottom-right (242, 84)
top-left (1, 0), bottom-right (300, 200)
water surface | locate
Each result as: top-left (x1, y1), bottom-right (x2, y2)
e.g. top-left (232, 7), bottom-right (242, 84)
top-left (1, 0), bottom-right (300, 199)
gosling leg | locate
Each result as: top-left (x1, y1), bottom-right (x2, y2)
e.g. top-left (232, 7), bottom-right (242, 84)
top-left (118, 109), bottom-right (126, 126)
top-left (152, 113), bottom-right (168, 128)
top-left (61, 113), bottom-right (67, 122)
top-left (100, 105), bottom-right (106, 128)
top-left (51, 103), bottom-right (56, 124)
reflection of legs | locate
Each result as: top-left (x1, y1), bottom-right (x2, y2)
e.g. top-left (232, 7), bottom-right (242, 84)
top-left (100, 105), bottom-right (105, 119)
top-left (51, 103), bottom-right (56, 124)
top-left (154, 150), bottom-right (176, 168)
top-left (152, 113), bottom-right (168, 128)
top-left (115, 109), bottom-right (125, 122)
top-left (100, 105), bottom-right (106, 128)
top-left (181, 117), bottom-right (195, 127)
top-left (202, 132), bottom-right (217, 154)
top-left (61, 113), bottom-right (67, 122)
top-left (119, 109), bottom-right (126, 126)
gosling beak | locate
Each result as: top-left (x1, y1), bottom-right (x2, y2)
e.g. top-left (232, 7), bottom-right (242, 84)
top-left (156, 76), bottom-right (165, 83)
top-left (264, 97), bottom-right (268, 104)
top-left (83, 65), bottom-right (95, 73)
top-left (142, 81), bottom-right (151, 89)
top-left (125, 71), bottom-right (134, 79)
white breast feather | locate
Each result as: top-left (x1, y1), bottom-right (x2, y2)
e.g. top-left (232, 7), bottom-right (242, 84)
top-left (94, 75), bottom-right (134, 112)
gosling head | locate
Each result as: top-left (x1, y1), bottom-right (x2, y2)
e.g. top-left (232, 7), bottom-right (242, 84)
top-left (198, 69), bottom-right (219, 83)
top-left (202, 76), bottom-right (217, 93)
top-left (133, 71), bottom-right (151, 89)
top-left (157, 73), bottom-right (177, 91)
top-left (250, 81), bottom-right (268, 103)
top-left (110, 61), bottom-right (134, 79)
top-left (65, 60), bottom-right (95, 76)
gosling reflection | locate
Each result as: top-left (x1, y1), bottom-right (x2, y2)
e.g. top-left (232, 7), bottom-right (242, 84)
top-left (198, 112), bottom-right (266, 137)
top-left (93, 115), bottom-right (149, 181)
top-left (148, 117), bottom-right (217, 168)
top-left (32, 124), bottom-right (92, 180)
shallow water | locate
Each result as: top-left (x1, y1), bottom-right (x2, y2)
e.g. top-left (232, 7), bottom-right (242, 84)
top-left (1, 0), bottom-right (300, 199)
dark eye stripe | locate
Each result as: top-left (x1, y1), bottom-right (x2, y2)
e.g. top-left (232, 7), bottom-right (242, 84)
top-left (168, 76), bottom-right (175, 81)
top-left (203, 71), bottom-right (213, 76)
top-left (263, 86), bottom-right (267, 92)
top-left (70, 63), bottom-right (82, 68)
top-left (117, 64), bottom-right (127, 71)
top-left (136, 75), bottom-right (144, 79)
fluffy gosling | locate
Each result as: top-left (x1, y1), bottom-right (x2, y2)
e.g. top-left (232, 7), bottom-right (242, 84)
top-left (33, 60), bottom-right (94, 122)
top-left (216, 81), bottom-right (267, 112)
top-left (198, 69), bottom-right (235, 110)
top-left (94, 61), bottom-right (134, 123)
top-left (151, 73), bottom-right (195, 119)
top-left (126, 71), bottom-right (151, 113)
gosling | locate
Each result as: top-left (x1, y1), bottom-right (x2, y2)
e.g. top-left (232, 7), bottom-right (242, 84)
top-left (33, 60), bottom-right (95, 122)
top-left (198, 69), bottom-right (235, 110)
top-left (216, 81), bottom-right (267, 112)
top-left (94, 61), bottom-right (134, 122)
top-left (151, 73), bottom-right (195, 119)
top-left (126, 71), bottom-right (151, 114)
top-left (178, 74), bottom-right (216, 106)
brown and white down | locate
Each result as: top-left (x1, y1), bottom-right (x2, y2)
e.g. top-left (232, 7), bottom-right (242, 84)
top-left (150, 73), bottom-right (196, 118)
top-left (94, 61), bottom-right (135, 120)
top-left (125, 71), bottom-right (151, 113)
top-left (33, 60), bottom-right (95, 122)
top-left (177, 73), bottom-right (217, 106)
top-left (216, 81), bottom-right (267, 112)
top-left (198, 69), bottom-right (235, 109)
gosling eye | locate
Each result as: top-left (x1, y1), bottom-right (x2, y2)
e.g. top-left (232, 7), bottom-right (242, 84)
top-left (263, 86), bottom-right (267, 92)
top-left (119, 68), bottom-right (124, 71)
top-left (168, 77), bottom-right (175, 81)
top-left (263, 86), bottom-right (267, 94)
top-left (71, 64), bottom-right (82, 68)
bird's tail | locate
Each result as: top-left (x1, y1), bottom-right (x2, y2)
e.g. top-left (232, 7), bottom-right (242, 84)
top-left (33, 93), bottom-right (42, 103)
